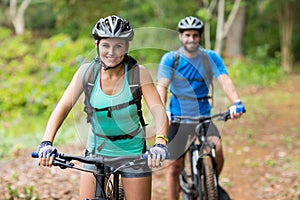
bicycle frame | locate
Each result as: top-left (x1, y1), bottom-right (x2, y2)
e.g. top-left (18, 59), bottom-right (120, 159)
top-left (178, 112), bottom-right (229, 200)
top-left (93, 162), bottom-right (123, 200)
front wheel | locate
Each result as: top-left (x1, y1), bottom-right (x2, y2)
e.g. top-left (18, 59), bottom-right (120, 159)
top-left (180, 150), bottom-right (198, 200)
top-left (199, 155), bottom-right (218, 200)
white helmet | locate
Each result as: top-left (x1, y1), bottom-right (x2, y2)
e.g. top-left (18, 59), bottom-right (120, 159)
top-left (92, 15), bottom-right (134, 41)
top-left (177, 16), bottom-right (204, 34)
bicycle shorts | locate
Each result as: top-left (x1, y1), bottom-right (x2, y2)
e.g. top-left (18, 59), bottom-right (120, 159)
top-left (82, 150), bottom-right (152, 178)
top-left (167, 121), bottom-right (220, 160)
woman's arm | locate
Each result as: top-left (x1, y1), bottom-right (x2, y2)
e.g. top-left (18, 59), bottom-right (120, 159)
top-left (156, 78), bottom-right (170, 106)
top-left (42, 64), bottom-right (89, 142)
top-left (139, 65), bottom-right (169, 145)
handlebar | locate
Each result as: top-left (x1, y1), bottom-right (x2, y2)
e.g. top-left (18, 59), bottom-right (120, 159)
top-left (32, 151), bottom-right (149, 163)
top-left (32, 151), bottom-right (152, 177)
top-left (173, 111), bottom-right (231, 123)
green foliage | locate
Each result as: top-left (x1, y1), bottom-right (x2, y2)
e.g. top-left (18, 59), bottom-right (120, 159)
top-left (7, 184), bottom-right (39, 200)
top-left (244, 1), bottom-right (281, 58)
top-left (196, 9), bottom-right (212, 22)
top-left (0, 28), bottom-right (93, 129)
top-left (227, 56), bottom-right (285, 87)
top-left (0, 27), bottom-right (12, 40)
top-left (129, 48), bottom-right (166, 70)
top-left (25, 1), bottom-right (55, 30)
top-left (120, 0), bottom-right (200, 28)
top-left (51, 0), bottom-right (121, 39)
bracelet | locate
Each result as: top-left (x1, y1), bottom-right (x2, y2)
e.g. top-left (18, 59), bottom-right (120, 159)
top-left (155, 135), bottom-right (169, 145)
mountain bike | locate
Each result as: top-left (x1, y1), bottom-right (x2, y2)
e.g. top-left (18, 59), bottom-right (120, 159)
top-left (32, 151), bottom-right (149, 200)
top-left (175, 111), bottom-right (230, 200)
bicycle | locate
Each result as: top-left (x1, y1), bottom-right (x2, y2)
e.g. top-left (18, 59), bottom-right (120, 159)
top-left (174, 111), bottom-right (231, 200)
top-left (32, 151), bottom-right (149, 200)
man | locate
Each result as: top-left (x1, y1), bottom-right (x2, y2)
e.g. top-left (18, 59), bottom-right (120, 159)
top-left (156, 16), bottom-right (245, 200)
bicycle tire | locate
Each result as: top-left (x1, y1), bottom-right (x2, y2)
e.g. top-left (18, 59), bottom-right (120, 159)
top-left (180, 150), bottom-right (197, 200)
top-left (118, 184), bottom-right (125, 200)
top-left (201, 155), bottom-right (218, 200)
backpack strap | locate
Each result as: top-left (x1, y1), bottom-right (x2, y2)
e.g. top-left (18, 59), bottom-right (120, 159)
top-left (94, 98), bottom-right (139, 118)
top-left (126, 55), bottom-right (147, 128)
top-left (200, 49), bottom-right (214, 107)
top-left (170, 49), bottom-right (181, 81)
top-left (82, 58), bottom-right (100, 123)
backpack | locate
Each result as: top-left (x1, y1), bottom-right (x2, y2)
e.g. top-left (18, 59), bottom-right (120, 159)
top-left (171, 48), bottom-right (214, 106)
top-left (82, 55), bottom-right (147, 140)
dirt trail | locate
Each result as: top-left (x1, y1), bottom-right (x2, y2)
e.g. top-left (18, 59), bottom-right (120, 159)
top-left (0, 75), bottom-right (299, 200)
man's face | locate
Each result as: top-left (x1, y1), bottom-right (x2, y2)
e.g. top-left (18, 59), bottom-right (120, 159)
top-left (179, 30), bottom-right (200, 53)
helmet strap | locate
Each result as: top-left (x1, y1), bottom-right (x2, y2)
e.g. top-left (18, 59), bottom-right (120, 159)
top-left (101, 56), bottom-right (126, 71)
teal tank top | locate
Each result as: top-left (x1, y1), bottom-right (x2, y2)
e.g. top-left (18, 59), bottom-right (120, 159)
top-left (85, 64), bottom-right (145, 156)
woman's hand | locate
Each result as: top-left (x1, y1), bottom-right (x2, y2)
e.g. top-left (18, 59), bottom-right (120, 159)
top-left (148, 143), bottom-right (169, 168)
top-left (38, 141), bottom-right (57, 167)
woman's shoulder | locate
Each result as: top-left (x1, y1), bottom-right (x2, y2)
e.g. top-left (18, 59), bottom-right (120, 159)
top-left (138, 65), bottom-right (154, 85)
top-left (78, 61), bottom-right (99, 84)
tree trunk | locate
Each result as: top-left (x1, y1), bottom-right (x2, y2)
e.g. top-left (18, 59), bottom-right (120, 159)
top-left (214, 0), bottom-right (241, 54)
top-left (9, 0), bottom-right (32, 35)
top-left (214, 0), bottom-right (225, 54)
top-left (278, 0), bottom-right (295, 73)
top-left (224, 5), bottom-right (247, 57)
top-left (202, 0), bottom-right (217, 50)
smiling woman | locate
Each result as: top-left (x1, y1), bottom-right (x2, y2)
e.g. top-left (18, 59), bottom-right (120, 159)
top-left (34, 15), bottom-right (169, 200)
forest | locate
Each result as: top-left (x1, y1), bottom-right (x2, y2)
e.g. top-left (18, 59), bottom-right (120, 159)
top-left (0, 0), bottom-right (300, 199)
top-left (0, 0), bottom-right (299, 153)
top-left (0, 0), bottom-right (299, 155)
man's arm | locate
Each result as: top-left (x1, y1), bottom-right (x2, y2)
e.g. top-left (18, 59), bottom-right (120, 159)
top-left (217, 74), bottom-right (240, 102)
top-left (217, 74), bottom-right (245, 119)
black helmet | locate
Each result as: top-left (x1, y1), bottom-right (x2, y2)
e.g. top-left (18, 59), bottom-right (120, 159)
top-left (177, 16), bottom-right (204, 34)
top-left (92, 15), bottom-right (134, 41)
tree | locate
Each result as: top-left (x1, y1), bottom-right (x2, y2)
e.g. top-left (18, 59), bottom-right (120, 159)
top-left (277, 0), bottom-right (296, 73)
top-left (200, 0), bottom-right (217, 50)
top-left (214, 0), bottom-right (241, 54)
top-left (224, 4), bottom-right (246, 57)
top-left (197, 0), bottom-right (242, 54)
top-left (9, 0), bottom-right (32, 35)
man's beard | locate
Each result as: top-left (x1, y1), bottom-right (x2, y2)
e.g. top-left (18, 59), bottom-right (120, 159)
top-left (183, 42), bottom-right (199, 53)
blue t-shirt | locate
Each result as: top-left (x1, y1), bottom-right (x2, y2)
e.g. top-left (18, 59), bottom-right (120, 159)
top-left (157, 48), bottom-right (228, 119)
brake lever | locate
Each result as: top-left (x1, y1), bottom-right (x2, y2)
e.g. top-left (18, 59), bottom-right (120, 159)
top-left (217, 111), bottom-right (231, 121)
top-left (53, 158), bottom-right (74, 169)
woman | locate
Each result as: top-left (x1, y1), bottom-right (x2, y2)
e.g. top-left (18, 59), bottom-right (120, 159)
top-left (37, 15), bottom-right (169, 200)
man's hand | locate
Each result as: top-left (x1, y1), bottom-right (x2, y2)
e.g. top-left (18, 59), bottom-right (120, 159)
top-left (229, 100), bottom-right (246, 119)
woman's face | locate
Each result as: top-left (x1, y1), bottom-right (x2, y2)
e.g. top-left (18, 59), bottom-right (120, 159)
top-left (98, 38), bottom-right (128, 67)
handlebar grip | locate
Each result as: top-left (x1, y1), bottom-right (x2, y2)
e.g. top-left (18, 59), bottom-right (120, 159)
top-left (224, 111), bottom-right (231, 121)
top-left (142, 153), bottom-right (148, 159)
top-left (142, 151), bottom-right (171, 159)
top-left (32, 151), bottom-right (39, 158)
top-left (32, 151), bottom-right (59, 158)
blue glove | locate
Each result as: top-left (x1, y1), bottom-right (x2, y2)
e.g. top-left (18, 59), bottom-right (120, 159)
top-left (229, 100), bottom-right (246, 115)
top-left (38, 141), bottom-right (57, 158)
top-left (148, 143), bottom-right (168, 168)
